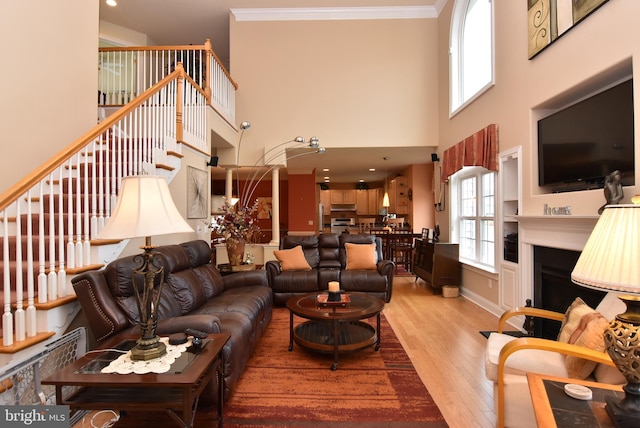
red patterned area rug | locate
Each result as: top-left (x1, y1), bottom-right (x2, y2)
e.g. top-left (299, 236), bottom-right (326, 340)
top-left (223, 307), bottom-right (448, 427)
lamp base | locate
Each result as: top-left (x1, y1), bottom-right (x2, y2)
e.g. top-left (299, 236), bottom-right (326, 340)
top-left (130, 335), bottom-right (167, 361)
top-left (606, 394), bottom-right (640, 428)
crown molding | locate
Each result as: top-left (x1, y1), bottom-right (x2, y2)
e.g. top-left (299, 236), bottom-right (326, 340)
top-left (231, 6), bottom-right (440, 22)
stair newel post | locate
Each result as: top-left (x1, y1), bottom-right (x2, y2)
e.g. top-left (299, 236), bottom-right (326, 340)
top-left (26, 188), bottom-right (36, 336)
top-left (3, 210), bottom-right (14, 346)
top-left (203, 39), bottom-right (212, 105)
top-left (37, 181), bottom-right (47, 303)
top-left (176, 63), bottom-right (184, 145)
top-left (47, 173), bottom-right (57, 301)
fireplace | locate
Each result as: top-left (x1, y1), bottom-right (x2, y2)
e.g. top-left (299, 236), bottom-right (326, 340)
top-left (516, 215), bottom-right (600, 337)
top-left (533, 246), bottom-right (606, 339)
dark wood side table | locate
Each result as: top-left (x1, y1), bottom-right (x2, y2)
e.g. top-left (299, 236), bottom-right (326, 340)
top-left (42, 333), bottom-right (230, 428)
top-left (527, 373), bottom-right (624, 428)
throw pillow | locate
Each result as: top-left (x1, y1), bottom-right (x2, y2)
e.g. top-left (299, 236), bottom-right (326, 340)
top-left (345, 242), bottom-right (377, 270)
top-left (558, 297), bottom-right (609, 379)
top-left (274, 246), bottom-right (312, 271)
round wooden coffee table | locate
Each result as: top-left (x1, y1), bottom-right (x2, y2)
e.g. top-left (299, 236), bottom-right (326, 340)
top-left (286, 292), bottom-right (385, 370)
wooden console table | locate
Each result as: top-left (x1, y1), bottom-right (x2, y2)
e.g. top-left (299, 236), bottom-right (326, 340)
top-left (43, 333), bottom-right (230, 428)
top-left (412, 239), bottom-right (460, 292)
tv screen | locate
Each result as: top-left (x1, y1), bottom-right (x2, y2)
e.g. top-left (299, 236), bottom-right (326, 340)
top-left (538, 78), bottom-right (635, 191)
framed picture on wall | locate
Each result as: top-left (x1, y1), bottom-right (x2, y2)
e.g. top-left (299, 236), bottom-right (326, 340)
top-left (528, 0), bottom-right (609, 59)
top-left (257, 197), bottom-right (272, 219)
top-left (187, 166), bottom-right (209, 219)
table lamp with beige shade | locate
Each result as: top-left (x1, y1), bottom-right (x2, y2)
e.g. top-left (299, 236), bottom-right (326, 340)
top-left (571, 204), bottom-right (640, 427)
top-left (97, 175), bottom-right (193, 361)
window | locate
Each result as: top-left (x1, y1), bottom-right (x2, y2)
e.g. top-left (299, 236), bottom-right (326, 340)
top-left (451, 167), bottom-right (496, 271)
top-left (450, 0), bottom-right (494, 115)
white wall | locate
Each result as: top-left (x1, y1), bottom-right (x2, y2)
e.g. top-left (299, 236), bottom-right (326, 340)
top-left (230, 16), bottom-right (440, 166)
top-left (0, 1), bottom-right (99, 195)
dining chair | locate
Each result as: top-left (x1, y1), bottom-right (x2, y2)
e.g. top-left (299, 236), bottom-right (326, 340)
top-left (389, 228), bottom-right (414, 273)
top-left (369, 228), bottom-right (390, 260)
top-left (358, 217), bottom-right (376, 233)
top-left (387, 218), bottom-right (405, 228)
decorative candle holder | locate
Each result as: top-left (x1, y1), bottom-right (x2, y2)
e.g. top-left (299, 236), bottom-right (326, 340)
top-left (328, 291), bottom-right (342, 302)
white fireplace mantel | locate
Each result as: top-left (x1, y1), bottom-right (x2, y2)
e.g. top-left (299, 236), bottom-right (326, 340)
top-left (517, 215), bottom-right (599, 304)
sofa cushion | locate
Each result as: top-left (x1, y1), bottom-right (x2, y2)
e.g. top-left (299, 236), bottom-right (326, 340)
top-left (484, 332), bottom-right (568, 382)
top-left (280, 235), bottom-right (320, 268)
top-left (557, 297), bottom-right (609, 379)
top-left (274, 246), bottom-right (312, 271)
top-left (345, 242), bottom-right (377, 270)
top-left (594, 362), bottom-right (627, 384)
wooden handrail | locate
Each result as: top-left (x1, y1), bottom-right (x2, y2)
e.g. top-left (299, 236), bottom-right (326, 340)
top-left (0, 65), bottom-right (187, 213)
top-left (98, 39), bottom-right (238, 90)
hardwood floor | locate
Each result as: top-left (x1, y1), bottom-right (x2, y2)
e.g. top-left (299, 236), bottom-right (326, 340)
top-left (384, 275), bottom-right (499, 428)
top-left (73, 275), bottom-right (501, 428)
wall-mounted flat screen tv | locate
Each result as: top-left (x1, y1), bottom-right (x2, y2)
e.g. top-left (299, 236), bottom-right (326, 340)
top-left (538, 78), bottom-right (635, 191)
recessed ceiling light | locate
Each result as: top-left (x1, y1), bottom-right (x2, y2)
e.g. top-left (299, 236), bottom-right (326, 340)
top-left (106, 0), bottom-right (117, 6)
top-left (369, 168), bottom-right (376, 172)
top-left (359, 179), bottom-right (365, 182)
top-left (323, 168), bottom-right (329, 172)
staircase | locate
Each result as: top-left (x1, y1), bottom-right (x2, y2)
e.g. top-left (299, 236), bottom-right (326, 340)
top-left (0, 41), bottom-right (238, 387)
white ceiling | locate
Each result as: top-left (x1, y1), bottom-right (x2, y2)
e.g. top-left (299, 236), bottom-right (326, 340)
top-left (99, 0), bottom-right (442, 184)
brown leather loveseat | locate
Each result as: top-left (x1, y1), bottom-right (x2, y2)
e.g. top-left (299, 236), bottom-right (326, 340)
top-left (266, 233), bottom-right (394, 305)
top-left (72, 239), bottom-right (272, 403)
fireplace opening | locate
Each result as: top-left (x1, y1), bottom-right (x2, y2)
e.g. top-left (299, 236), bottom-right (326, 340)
top-left (533, 246), bottom-right (606, 339)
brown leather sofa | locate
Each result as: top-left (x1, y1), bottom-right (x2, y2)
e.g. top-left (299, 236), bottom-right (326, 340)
top-left (72, 239), bottom-right (272, 403)
top-left (266, 233), bottom-right (394, 306)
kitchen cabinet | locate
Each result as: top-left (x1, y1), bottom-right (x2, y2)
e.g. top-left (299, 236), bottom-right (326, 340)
top-left (395, 177), bottom-right (409, 215)
top-left (367, 188), bottom-right (380, 215)
top-left (356, 190), bottom-right (369, 214)
top-left (330, 189), bottom-right (356, 205)
top-left (387, 177), bottom-right (409, 215)
top-left (320, 190), bottom-right (331, 215)
top-left (356, 189), bottom-right (381, 215)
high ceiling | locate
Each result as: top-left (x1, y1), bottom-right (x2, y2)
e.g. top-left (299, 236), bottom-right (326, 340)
top-left (99, 0), bottom-right (442, 184)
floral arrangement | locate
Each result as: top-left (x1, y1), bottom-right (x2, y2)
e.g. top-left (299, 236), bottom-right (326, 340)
top-left (213, 199), bottom-right (261, 242)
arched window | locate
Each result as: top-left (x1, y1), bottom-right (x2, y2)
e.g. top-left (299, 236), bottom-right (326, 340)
top-left (450, 0), bottom-right (494, 115)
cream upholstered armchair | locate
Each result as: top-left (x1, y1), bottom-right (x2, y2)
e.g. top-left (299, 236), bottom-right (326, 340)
top-left (485, 294), bottom-right (626, 428)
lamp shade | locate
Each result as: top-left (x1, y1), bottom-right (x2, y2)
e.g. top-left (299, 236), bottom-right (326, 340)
top-left (571, 204), bottom-right (640, 294)
top-left (97, 175), bottom-right (193, 240)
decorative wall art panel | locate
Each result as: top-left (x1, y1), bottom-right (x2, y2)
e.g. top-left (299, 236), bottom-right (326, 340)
top-left (528, 0), bottom-right (609, 59)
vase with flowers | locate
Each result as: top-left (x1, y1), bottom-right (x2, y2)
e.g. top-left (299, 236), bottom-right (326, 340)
top-left (214, 199), bottom-right (261, 266)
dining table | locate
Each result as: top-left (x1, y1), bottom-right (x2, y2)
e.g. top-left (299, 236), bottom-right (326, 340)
top-left (368, 228), bottom-right (421, 261)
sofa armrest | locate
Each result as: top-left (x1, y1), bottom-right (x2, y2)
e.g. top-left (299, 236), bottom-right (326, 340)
top-left (377, 260), bottom-right (395, 276)
top-left (156, 314), bottom-right (222, 335)
top-left (72, 272), bottom-right (133, 342)
top-left (498, 307), bottom-right (565, 333)
top-left (265, 260), bottom-right (282, 278)
top-left (495, 336), bottom-right (614, 428)
top-left (223, 269), bottom-right (268, 290)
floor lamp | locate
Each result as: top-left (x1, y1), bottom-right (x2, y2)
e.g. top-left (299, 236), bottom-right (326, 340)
top-left (571, 204), bottom-right (640, 427)
top-left (97, 175), bottom-right (193, 360)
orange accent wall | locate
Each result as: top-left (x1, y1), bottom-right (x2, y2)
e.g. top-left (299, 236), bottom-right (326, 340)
top-left (287, 171), bottom-right (317, 232)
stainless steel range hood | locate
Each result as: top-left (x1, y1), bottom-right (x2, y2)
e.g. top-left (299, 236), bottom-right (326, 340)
top-left (330, 204), bottom-right (357, 212)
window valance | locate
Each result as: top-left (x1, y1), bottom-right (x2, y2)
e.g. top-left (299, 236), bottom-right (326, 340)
top-left (441, 124), bottom-right (499, 182)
